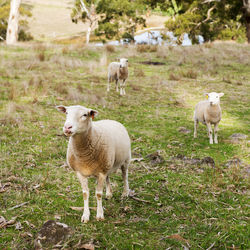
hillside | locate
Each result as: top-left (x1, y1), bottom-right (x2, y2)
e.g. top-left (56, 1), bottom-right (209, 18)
top-left (0, 43), bottom-right (249, 248)
top-left (22, 0), bottom-right (169, 41)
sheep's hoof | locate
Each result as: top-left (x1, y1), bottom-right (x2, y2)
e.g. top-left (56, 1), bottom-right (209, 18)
top-left (214, 141), bottom-right (218, 144)
top-left (194, 135), bottom-right (197, 138)
top-left (106, 193), bottom-right (113, 200)
top-left (122, 191), bottom-right (129, 198)
top-left (81, 213), bottom-right (90, 223)
top-left (96, 215), bottom-right (104, 221)
top-left (209, 141), bottom-right (213, 144)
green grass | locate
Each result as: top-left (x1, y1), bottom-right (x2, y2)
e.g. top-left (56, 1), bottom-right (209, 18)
top-left (0, 42), bottom-right (249, 249)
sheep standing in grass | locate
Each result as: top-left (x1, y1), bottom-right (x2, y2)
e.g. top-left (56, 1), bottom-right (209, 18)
top-left (56, 105), bottom-right (131, 222)
top-left (194, 92), bottom-right (224, 144)
top-left (107, 58), bottom-right (128, 95)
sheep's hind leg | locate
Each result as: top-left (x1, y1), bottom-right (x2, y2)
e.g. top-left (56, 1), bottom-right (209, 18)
top-left (115, 79), bottom-right (119, 92)
top-left (194, 119), bottom-right (198, 138)
top-left (214, 123), bottom-right (219, 144)
top-left (76, 172), bottom-right (90, 223)
top-left (96, 173), bottom-right (106, 221)
top-left (121, 163), bottom-right (130, 197)
top-left (107, 77), bottom-right (111, 92)
top-left (105, 176), bottom-right (112, 199)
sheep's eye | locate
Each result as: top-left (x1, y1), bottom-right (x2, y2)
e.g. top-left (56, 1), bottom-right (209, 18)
top-left (66, 112), bottom-right (68, 115)
top-left (83, 114), bottom-right (87, 117)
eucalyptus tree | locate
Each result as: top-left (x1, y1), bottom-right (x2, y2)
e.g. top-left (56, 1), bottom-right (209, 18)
top-left (6, 0), bottom-right (21, 44)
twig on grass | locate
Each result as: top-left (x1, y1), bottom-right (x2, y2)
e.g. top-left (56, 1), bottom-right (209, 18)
top-left (130, 196), bottom-right (152, 204)
top-left (8, 202), bottom-right (29, 210)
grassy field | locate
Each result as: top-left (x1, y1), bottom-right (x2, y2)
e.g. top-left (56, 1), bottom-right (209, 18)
top-left (0, 42), bottom-right (249, 249)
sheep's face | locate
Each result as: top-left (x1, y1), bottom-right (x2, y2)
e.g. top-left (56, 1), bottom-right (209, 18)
top-left (205, 92), bottom-right (224, 105)
top-left (56, 105), bottom-right (98, 136)
top-left (120, 58), bottom-right (128, 68)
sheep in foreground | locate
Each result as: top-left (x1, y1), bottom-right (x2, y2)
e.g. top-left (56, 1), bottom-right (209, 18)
top-left (107, 58), bottom-right (128, 95)
top-left (194, 92), bottom-right (224, 144)
top-left (56, 105), bottom-right (131, 222)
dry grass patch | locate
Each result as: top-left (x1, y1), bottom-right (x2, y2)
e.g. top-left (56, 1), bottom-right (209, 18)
top-left (133, 67), bottom-right (145, 77)
top-left (37, 53), bottom-right (45, 62)
top-left (136, 44), bottom-right (158, 53)
top-left (105, 44), bottom-right (115, 53)
top-left (156, 46), bottom-right (168, 58)
top-left (180, 69), bottom-right (198, 79)
top-left (169, 72), bottom-right (181, 81)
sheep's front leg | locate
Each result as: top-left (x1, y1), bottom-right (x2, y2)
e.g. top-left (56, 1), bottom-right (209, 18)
top-left (76, 172), bottom-right (90, 223)
top-left (194, 119), bottom-right (198, 138)
top-left (207, 123), bottom-right (213, 144)
top-left (121, 164), bottom-right (130, 197)
top-left (106, 176), bottom-right (112, 199)
top-left (96, 173), bottom-right (106, 220)
top-left (120, 79), bottom-right (126, 96)
top-left (214, 123), bottom-right (219, 144)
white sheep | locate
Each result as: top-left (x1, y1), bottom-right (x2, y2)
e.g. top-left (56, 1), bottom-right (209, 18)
top-left (56, 105), bottom-right (131, 222)
top-left (107, 58), bottom-right (128, 95)
top-left (194, 92), bottom-right (224, 144)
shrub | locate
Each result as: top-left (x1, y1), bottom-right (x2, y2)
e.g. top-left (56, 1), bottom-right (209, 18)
top-left (105, 44), bottom-right (115, 53)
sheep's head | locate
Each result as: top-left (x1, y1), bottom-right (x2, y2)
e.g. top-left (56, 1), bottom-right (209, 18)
top-left (120, 58), bottom-right (128, 68)
top-left (205, 92), bottom-right (224, 105)
top-left (56, 105), bottom-right (98, 136)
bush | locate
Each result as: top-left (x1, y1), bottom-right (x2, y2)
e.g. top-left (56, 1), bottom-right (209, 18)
top-left (136, 44), bottom-right (158, 53)
top-left (105, 44), bottom-right (115, 53)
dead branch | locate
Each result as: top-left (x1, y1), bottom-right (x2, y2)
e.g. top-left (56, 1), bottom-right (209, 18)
top-left (8, 201), bottom-right (29, 210)
top-left (130, 196), bottom-right (152, 204)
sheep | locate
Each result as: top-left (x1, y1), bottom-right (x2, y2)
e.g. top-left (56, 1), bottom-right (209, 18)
top-left (107, 58), bottom-right (128, 96)
top-left (194, 92), bottom-right (224, 144)
top-left (56, 105), bottom-right (131, 222)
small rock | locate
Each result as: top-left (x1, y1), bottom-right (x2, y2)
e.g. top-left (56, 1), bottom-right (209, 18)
top-left (225, 158), bottom-right (242, 167)
top-left (146, 150), bottom-right (165, 165)
top-left (201, 157), bottom-right (215, 167)
top-left (35, 220), bottom-right (72, 248)
top-left (15, 222), bottom-right (23, 230)
top-left (244, 167), bottom-right (250, 176)
top-left (229, 133), bottom-right (247, 140)
top-left (178, 127), bottom-right (191, 134)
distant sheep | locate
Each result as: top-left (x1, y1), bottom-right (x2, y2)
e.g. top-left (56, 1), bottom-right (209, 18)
top-left (194, 92), bottom-right (224, 144)
top-left (107, 58), bottom-right (128, 95)
top-left (56, 105), bottom-right (131, 222)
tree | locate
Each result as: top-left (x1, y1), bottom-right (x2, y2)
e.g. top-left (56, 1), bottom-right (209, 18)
top-left (243, 0), bottom-right (250, 42)
top-left (160, 0), bottom-right (248, 43)
top-left (95, 0), bottom-right (146, 42)
top-left (71, 0), bottom-right (146, 43)
top-left (71, 0), bottom-right (98, 44)
top-left (0, 0), bottom-right (32, 43)
top-left (6, 0), bottom-right (21, 44)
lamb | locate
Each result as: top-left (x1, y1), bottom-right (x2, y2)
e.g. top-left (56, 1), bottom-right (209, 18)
top-left (107, 58), bottom-right (128, 95)
top-left (56, 105), bottom-right (131, 222)
top-left (194, 92), bottom-right (224, 144)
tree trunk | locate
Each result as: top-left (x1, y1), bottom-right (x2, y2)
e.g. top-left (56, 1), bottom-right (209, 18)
top-left (243, 0), bottom-right (250, 43)
top-left (86, 26), bottom-right (91, 44)
top-left (6, 0), bottom-right (21, 45)
top-left (246, 16), bottom-right (250, 43)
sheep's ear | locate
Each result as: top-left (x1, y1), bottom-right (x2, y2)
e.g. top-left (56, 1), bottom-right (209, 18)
top-left (204, 93), bottom-right (209, 99)
top-left (218, 93), bottom-right (224, 97)
top-left (56, 105), bottom-right (67, 113)
top-left (88, 109), bottom-right (98, 120)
